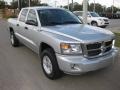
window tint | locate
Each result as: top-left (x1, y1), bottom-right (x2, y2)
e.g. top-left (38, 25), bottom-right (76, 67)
top-left (27, 9), bottom-right (38, 26)
top-left (90, 12), bottom-right (100, 17)
top-left (19, 9), bottom-right (28, 22)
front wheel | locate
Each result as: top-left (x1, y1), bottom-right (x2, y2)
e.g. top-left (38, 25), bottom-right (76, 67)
top-left (10, 31), bottom-right (19, 47)
top-left (91, 21), bottom-right (98, 27)
top-left (41, 48), bottom-right (62, 80)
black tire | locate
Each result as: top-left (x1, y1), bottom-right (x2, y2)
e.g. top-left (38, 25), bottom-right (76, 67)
top-left (41, 48), bottom-right (62, 80)
top-left (91, 21), bottom-right (98, 27)
top-left (10, 31), bottom-right (19, 47)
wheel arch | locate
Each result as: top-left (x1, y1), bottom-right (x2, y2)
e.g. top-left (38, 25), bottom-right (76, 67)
top-left (9, 27), bottom-right (14, 33)
top-left (39, 42), bottom-right (55, 56)
top-left (91, 20), bottom-right (97, 24)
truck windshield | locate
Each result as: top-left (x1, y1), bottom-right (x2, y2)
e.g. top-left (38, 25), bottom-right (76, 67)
top-left (37, 9), bottom-right (82, 26)
top-left (90, 12), bottom-right (100, 17)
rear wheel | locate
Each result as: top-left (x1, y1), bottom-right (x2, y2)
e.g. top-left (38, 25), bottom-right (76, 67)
top-left (10, 31), bottom-right (19, 47)
top-left (41, 48), bottom-right (62, 80)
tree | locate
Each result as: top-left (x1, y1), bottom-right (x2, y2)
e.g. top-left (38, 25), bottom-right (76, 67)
top-left (10, 0), bottom-right (48, 9)
top-left (64, 2), bottom-right (82, 11)
top-left (89, 3), bottom-right (103, 13)
top-left (0, 0), bottom-right (6, 9)
top-left (73, 2), bottom-right (82, 11)
top-left (10, 0), bottom-right (18, 9)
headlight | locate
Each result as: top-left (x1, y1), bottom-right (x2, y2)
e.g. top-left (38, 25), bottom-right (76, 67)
top-left (112, 40), bottom-right (115, 48)
top-left (99, 19), bottom-right (103, 21)
top-left (60, 43), bottom-right (82, 55)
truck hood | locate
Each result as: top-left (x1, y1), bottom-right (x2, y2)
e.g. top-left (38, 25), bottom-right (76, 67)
top-left (42, 24), bottom-right (114, 43)
top-left (78, 16), bottom-right (108, 20)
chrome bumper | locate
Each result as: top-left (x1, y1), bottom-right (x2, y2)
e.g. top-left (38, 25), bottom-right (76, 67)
top-left (56, 48), bottom-right (118, 75)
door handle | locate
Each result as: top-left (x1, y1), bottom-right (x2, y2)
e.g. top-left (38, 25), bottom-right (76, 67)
top-left (25, 27), bottom-right (28, 30)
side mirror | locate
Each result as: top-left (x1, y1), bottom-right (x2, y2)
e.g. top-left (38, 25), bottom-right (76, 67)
top-left (88, 15), bottom-right (91, 17)
top-left (26, 20), bottom-right (38, 26)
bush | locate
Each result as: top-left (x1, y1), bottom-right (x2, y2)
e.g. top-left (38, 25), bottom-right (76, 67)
top-left (3, 14), bottom-right (17, 19)
top-left (114, 33), bottom-right (120, 47)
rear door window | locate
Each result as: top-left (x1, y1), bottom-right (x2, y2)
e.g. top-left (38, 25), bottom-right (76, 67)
top-left (27, 9), bottom-right (38, 26)
top-left (19, 9), bottom-right (28, 22)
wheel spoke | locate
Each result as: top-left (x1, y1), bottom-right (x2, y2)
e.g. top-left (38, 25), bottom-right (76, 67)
top-left (10, 34), bottom-right (14, 44)
top-left (43, 56), bottom-right (53, 74)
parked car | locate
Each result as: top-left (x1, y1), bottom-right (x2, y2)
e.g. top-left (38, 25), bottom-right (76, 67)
top-left (100, 13), bottom-right (120, 19)
top-left (8, 7), bottom-right (118, 80)
top-left (73, 11), bottom-right (109, 28)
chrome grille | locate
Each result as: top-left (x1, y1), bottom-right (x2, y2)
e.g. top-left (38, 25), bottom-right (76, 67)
top-left (83, 40), bottom-right (113, 58)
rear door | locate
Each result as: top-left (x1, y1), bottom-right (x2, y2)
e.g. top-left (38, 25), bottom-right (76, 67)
top-left (15, 9), bottom-right (29, 44)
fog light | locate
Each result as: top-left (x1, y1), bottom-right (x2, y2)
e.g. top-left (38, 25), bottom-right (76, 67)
top-left (71, 64), bottom-right (81, 71)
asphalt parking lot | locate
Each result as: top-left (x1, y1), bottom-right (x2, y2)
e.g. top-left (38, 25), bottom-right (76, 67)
top-left (0, 19), bottom-right (120, 90)
top-left (107, 19), bottom-right (120, 29)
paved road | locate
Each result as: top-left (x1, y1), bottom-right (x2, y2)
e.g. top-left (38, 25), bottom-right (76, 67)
top-left (0, 19), bottom-right (120, 90)
top-left (107, 19), bottom-right (120, 29)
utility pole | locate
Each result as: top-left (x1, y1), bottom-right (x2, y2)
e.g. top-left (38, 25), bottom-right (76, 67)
top-left (39, 0), bottom-right (41, 4)
top-left (18, 0), bottom-right (20, 11)
top-left (93, 0), bottom-right (95, 12)
top-left (29, 0), bottom-right (31, 7)
top-left (55, 0), bottom-right (57, 7)
top-left (112, 0), bottom-right (114, 14)
top-left (71, 0), bottom-right (74, 11)
top-left (68, 0), bottom-right (70, 10)
top-left (83, 0), bottom-right (88, 24)
top-left (12, 0), bottom-right (15, 14)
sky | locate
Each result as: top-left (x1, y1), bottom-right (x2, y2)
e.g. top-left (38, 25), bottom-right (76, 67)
top-left (4, 0), bottom-right (120, 7)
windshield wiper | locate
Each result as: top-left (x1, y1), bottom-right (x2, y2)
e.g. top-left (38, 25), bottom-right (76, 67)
top-left (49, 22), bottom-right (62, 25)
top-left (62, 21), bottom-right (80, 24)
top-left (47, 21), bottom-right (80, 26)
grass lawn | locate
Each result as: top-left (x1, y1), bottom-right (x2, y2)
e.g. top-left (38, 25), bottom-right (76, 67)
top-left (114, 32), bottom-right (120, 47)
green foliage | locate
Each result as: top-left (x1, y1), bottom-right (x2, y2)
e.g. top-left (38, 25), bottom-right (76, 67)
top-left (106, 6), bottom-right (120, 13)
top-left (10, 0), bottom-right (49, 9)
top-left (64, 2), bottom-right (120, 13)
top-left (10, 0), bottom-right (18, 9)
top-left (114, 33), bottom-right (120, 47)
top-left (0, 0), bottom-right (6, 9)
top-left (89, 3), bottom-right (103, 13)
top-left (64, 2), bottom-right (83, 11)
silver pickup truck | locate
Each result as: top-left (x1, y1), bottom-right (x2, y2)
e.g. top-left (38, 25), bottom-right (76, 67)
top-left (8, 6), bottom-right (118, 80)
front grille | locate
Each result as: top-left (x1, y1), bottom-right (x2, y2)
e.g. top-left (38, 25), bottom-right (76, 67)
top-left (83, 40), bottom-right (113, 58)
top-left (86, 42), bottom-right (101, 50)
top-left (87, 50), bottom-right (101, 57)
top-left (105, 41), bottom-right (112, 46)
top-left (105, 47), bottom-right (112, 52)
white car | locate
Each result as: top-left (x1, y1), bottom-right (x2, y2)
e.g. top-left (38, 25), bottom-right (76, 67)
top-left (74, 11), bottom-right (109, 28)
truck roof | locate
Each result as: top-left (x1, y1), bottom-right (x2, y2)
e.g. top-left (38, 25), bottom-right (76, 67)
top-left (22, 6), bottom-right (63, 10)
top-left (73, 11), bottom-right (95, 13)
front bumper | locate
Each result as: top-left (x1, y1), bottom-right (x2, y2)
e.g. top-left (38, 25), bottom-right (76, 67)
top-left (56, 48), bottom-right (118, 75)
top-left (98, 20), bottom-right (109, 27)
